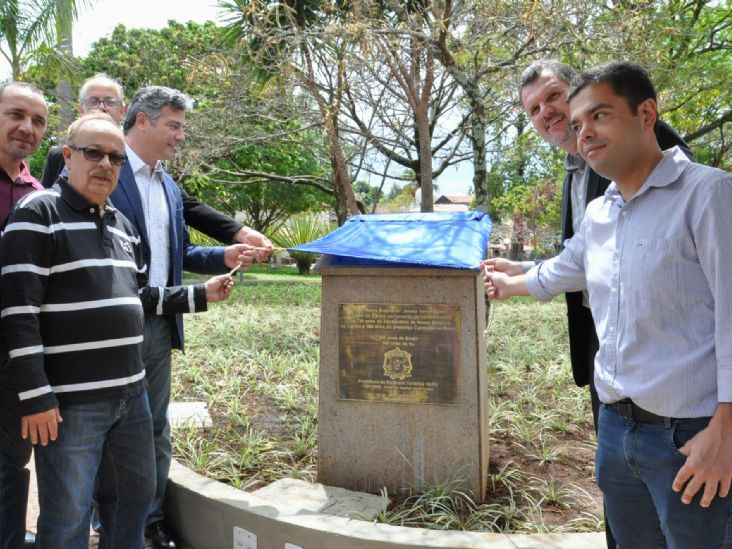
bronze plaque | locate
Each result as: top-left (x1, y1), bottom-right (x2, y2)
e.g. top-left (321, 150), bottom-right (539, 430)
top-left (338, 303), bottom-right (459, 405)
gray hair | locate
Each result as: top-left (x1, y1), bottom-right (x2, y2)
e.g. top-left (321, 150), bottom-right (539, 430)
top-left (0, 81), bottom-right (44, 103)
top-left (123, 86), bottom-right (193, 135)
top-left (518, 60), bottom-right (577, 103)
top-left (78, 73), bottom-right (124, 103)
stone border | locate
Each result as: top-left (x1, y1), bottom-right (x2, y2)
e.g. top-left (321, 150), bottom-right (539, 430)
top-left (165, 461), bottom-right (605, 549)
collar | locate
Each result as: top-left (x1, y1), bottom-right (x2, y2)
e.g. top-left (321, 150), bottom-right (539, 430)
top-left (125, 143), bottom-right (163, 179)
top-left (56, 177), bottom-right (117, 215)
top-left (0, 159), bottom-right (39, 186)
top-left (604, 146), bottom-right (690, 204)
top-left (564, 152), bottom-right (587, 173)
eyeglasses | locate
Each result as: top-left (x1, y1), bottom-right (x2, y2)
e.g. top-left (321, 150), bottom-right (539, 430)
top-left (70, 146), bottom-right (127, 166)
top-left (82, 97), bottom-right (123, 109)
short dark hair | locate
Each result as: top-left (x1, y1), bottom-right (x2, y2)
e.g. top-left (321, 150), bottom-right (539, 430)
top-left (518, 60), bottom-right (576, 101)
top-left (567, 61), bottom-right (657, 114)
top-left (122, 86), bottom-right (192, 135)
top-left (0, 81), bottom-right (44, 103)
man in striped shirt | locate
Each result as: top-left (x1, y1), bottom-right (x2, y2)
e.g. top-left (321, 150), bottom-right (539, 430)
top-left (1, 113), bottom-right (234, 548)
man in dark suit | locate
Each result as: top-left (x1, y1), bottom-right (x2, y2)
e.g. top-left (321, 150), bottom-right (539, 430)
top-left (484, 60), bottom-right (691, 548)
top-left (110, 86), bottom-right (270, 549)
top-left (41, 74), bottom-right (270, 248)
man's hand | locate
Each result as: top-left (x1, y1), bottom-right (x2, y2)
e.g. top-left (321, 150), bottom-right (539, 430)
top-left (480, 258), bottom-right (525, 277)
top-left (223, 244), bottom-right (256, 271)
top-left (672, 403), bottom-right (732, 507)
top-left (204, 274), bottom-right (234, 302)
top-left (483, 270), bottom-right (529, 300)
top-left (22, 408), bottom-right (62, 446)
top-left (234, 227), bottom-right (273, 263)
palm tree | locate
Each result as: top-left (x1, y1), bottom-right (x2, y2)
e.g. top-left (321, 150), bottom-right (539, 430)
top-left (0, 0), bottom-right (90, 79)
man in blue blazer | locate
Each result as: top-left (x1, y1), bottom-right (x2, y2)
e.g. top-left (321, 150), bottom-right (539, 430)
top-left (111, 86), bottom-right (269, 549)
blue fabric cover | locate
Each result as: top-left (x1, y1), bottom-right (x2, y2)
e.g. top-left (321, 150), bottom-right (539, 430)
top-left (290, 211), bottom-right (492, 269)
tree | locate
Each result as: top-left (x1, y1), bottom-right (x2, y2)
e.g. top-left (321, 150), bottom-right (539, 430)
top-left (0, 0), bottom-right (88, 79)
top-left (342, 4), bottom-right (467, 213)
top-left (186, 135), bottom-right (334, 233)
top-left (219, 0), bottom-right (362, 224)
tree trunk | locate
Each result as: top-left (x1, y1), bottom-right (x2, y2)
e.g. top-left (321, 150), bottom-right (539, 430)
top-left (55, 11), bottom-right (75, 130)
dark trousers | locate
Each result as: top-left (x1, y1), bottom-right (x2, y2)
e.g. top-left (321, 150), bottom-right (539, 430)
top-left (142, 316), bottom-right (173, 525)
top-left (0, 340), bottom-right (33, 549)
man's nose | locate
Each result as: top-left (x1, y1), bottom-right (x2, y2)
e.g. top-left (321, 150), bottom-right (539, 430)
top-left (98, 153), bottom-right (112, 167)
top-left (17, 116), bottom-right (32, 133)
top-left (540, 103), bottom-right (555, 119)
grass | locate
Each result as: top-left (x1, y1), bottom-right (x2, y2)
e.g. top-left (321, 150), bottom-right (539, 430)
top-left (170, 270), bottom-right (603, 533)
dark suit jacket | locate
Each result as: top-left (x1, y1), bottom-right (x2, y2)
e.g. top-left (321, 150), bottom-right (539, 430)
top-left (42, 146), bottom-right (244, 243)
top-left (110, 161), bottom-right (227, 350)
top-left (561, 120), bottom-right (693, 387)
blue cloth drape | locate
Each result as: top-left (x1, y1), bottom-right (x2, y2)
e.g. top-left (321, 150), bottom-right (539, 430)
top-left (290, 211), bottom-right (492, 269)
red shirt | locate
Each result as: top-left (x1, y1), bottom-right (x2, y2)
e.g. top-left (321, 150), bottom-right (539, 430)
top-left (0, 160), bottom-right (44, 264)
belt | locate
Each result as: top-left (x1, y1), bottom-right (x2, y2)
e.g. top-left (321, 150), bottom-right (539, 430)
top-left (607, 399), bottom-right (666, 423)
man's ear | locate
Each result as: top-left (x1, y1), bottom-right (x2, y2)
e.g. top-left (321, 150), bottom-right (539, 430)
top-left (135, 111), bottom-right (147, 130)
top-left (62, 145), bottom-right (72, 164)
top-left (638, 97), bottom-right (658, 131)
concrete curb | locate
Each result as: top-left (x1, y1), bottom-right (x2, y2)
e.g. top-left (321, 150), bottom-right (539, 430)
top-left (165, 461), bottom-right (605, 549)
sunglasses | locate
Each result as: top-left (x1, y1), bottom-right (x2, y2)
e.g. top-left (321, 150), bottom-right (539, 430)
top-left (83, 97), bottom-right (123, 109)
top-left (70, 146), bottom-right (127, 167)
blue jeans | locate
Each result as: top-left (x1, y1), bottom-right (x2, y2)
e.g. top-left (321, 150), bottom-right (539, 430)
top-left (34, 392), bottom-right (155, 549)
top-left (142, 316), bottom-right (173, 525)
top-left (597, 404), bottom-right (732, 548)
top-left (0, 339), bottom-right (32, 549)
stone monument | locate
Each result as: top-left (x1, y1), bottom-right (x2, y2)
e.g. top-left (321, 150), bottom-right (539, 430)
top-left (295, 212), bottom-right (491, 499)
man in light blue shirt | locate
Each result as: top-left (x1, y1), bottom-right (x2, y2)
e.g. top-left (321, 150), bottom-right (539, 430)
top-left (484, 62), bottom-right (732, 547)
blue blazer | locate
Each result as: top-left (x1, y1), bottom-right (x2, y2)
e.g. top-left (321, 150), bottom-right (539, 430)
top-left (110, 161), bottom-right (226, 350)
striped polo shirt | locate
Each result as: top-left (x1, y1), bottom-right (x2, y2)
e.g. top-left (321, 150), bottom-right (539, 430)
top-left (1, 178), bottom-right (208, 415)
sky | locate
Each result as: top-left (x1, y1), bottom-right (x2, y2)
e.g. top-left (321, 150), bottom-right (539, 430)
top-left (2, 0), bottom-right (473, 196)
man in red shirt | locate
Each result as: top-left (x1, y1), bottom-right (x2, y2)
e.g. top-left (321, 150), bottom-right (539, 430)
top-left (0, 81), bottom-right (48, 549)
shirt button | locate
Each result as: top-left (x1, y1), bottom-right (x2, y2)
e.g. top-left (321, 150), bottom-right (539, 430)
top-left (89, 208), bottom-right (95, 213)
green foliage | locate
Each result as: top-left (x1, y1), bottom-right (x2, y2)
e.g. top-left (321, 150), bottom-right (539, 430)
top-left (271, 214), bottom-right (331, 274)
top-left (82, 21), bottom-right (227, 100)
top-left (0, 0), bottom-right (87, 79)
top-left (486, 123), bottom-right (565, 222)
top-left (186, 133), bottom-right (333, 234)
top-left (352, 180), bottom-right (384, 210)
top-left (492, 178), bottom-right (562, 258)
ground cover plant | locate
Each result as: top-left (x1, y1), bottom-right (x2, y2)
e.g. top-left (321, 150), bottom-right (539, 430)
top-left (172, 267), bottom-right (603, 533)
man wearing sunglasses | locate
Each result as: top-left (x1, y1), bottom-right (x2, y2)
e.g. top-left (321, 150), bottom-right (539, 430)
top-left (2, 112), bottom-right (235, 548)
top-left (41, 74), bottom-right (272, 252)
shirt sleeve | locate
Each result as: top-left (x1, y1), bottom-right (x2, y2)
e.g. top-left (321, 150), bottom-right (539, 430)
top-left (526, 224), bottom-right (588, 301)
top-left (1, 206), bottom-right (58, 415)
top-left (692, 172), bottom-right (732, 403)
top-left (131, 224), bottom-right (209, 316)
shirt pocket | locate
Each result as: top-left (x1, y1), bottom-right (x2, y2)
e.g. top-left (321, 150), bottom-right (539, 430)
top-left (625, 238), bottom-right (680, 302)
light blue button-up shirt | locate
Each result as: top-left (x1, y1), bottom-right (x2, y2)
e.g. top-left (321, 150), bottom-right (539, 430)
top-left (527, 147), bottom-right (732, 418)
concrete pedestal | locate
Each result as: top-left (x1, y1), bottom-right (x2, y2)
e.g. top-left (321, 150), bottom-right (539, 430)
top-left (316, 257), bottom-right (488, 499)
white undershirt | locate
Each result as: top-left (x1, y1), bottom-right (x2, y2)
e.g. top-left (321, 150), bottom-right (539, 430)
top-left (126, 144), bottom-right (170, 287)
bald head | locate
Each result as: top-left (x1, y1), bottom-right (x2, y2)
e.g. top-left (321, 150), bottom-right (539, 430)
top-left (63, 113), bottom-right (126, 208)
